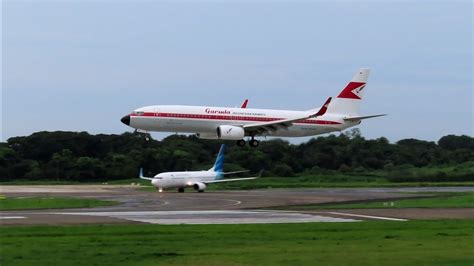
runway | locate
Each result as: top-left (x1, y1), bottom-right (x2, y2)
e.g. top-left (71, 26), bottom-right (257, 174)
top-left (1, 185), bottom-right (473, 225)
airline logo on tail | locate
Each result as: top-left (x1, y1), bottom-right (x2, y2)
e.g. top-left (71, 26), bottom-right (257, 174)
top-left (337, 82), bottom-right (366, 99)
top-left (336, 69), bottom-right (370, 100)
top-left (211, 144), bottom-right (226, 178)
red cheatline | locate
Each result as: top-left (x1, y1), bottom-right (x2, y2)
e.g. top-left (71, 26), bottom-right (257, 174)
top-left (131, 112), bottom-right (341, 125)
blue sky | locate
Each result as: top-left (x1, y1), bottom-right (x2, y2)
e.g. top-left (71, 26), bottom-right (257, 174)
top-left (2, 1), bottom-right (473, 142)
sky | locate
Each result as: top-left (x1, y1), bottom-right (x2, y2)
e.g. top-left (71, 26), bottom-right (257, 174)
top-left (2, 1), bottom-right (473, 143)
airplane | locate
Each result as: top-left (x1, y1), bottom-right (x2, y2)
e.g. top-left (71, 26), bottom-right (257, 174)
top-left (121, 68), bottom-right (385, 147)
top-left (139, 144), bottom-right (260, 192)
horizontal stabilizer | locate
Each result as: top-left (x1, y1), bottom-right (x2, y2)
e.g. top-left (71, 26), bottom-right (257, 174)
top-left (343, 114), bottom-right (387, 121)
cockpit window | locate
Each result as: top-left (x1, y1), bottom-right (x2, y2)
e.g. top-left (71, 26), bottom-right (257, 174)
top-left (132, 111), bottom-right (145, 115)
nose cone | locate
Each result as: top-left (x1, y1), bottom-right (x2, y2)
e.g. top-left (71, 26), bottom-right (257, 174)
top-left (120, 115), bottom-right (130, 126)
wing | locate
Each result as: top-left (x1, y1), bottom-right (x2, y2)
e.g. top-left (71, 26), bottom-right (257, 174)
top-left (204, 170), bottom-right (263, 184)
top-left (221, 170), bottom-right (250, 175)
top-left (243, 97), bottom-right (332, 135)
top-left (203, 177), bottom-right (259, 184)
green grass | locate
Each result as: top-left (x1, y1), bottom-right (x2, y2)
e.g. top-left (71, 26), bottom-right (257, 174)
top-left (1, 220), bottom-right (474, 265)
top-left (139, 176), bottom-right (474, 192)
top-left (2, 161), bottom-right (474, 189)
top-left (209, 177), bottom-right (474, 190)
top-left (277, 192), bottom-right (474, 210)
top-left (0, 197), bottom-right (118, 210)
top-left (0, 179), bottom-right (149, 185)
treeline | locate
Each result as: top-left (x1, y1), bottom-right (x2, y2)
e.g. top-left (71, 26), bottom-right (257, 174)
top-left (0, 130), bottom-right (473, 182)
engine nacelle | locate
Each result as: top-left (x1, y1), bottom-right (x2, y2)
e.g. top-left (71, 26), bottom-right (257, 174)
top-left (196, 132), bottom-right (219, 139)
top-left (216, 125), bottom-right (245, 140)
top-left (193, 182), bottom-right (207, 192)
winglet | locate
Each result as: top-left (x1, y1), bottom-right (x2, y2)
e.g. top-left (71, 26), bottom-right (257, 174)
top-left (241, 99), bottom-right (249, 108)
top-left (139, 168), bottom-right (154, 180)
top-left (312, 97), bottom-right (332, 117)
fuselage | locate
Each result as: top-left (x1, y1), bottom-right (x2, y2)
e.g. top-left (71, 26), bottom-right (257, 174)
top-left (151, 170), bottom-right (218, 189)
top-left (127, 105), bottom-right (358, 138)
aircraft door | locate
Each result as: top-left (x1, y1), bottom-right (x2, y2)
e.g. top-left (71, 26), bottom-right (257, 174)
top-left (153, 107), bottom-right (161, 129)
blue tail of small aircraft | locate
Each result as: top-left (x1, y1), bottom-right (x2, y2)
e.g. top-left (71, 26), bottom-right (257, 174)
top-left (209, 144), bottom-right (225, 179)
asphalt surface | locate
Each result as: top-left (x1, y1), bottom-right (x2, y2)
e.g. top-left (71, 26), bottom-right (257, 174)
top-left (1, 185), bottom-right (473, 225)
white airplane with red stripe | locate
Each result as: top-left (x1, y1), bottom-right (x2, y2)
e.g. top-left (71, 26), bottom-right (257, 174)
top-left (121, 68), bottom-right (385, 147)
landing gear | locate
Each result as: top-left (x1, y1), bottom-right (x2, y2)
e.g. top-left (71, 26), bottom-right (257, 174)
top-left (236, 139), bottom-right (246, 147)
top-left (249, 139), bottom-right (260, 148)
top-left (236, 138), bottom-right (260, 147)
top-left (158, 188), bottom-right (163, 193)
top-left (134, 129), bottom-right (151, 141)
top-left (178, 187), bottom-right (185, 193)
top-left (198, 190), bottom-right (204, 193)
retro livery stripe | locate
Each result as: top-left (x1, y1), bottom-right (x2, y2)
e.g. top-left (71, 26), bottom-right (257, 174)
top-left (130, 112), bottom-right (342, 125)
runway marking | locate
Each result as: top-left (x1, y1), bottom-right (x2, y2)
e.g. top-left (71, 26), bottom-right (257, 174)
top-left (153, 199), bottom-right (170, 206)
top-left (182, 197), bottom-right (242, 207)
top-left (326, 212), bottom-right (407, 221)
top-left (0, 216), bottom-right (26, 219)
top-left (56, 210), bottom-right (359, 224)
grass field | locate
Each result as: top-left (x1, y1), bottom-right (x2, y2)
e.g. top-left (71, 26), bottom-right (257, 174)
top-left (0, 197), bottom-right (117, 210)
top-left (2, 161), bottom-right (473, 188)
top-left (138, 178), bottom-right (474, 192)
top-left (1, 220), bottom-right (473, 266)
top-left (276, 192), bottom-right (474, 210)
top-left (5, 178), bottom-right (474, 190)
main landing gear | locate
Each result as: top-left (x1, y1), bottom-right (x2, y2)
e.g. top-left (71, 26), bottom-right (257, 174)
top-left (236, 138), bottom-right (260, 148)
top-left (178, 187), bottom-right (185, 193)
top-left (237, 139), bottom-right (246, 147)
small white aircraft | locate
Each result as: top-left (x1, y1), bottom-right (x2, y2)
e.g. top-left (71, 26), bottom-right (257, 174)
top-left (139, 144), bottom-right (260, 192)
top-left (121, 68), bottom-right (385, 147)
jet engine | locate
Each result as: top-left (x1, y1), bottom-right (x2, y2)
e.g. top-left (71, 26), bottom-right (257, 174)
top-left (216, 125), bottom-right (245, 140)
top-left (196, 133), bottom-right (219, 139)
top-left (193, 182), bottom-right (207, 192)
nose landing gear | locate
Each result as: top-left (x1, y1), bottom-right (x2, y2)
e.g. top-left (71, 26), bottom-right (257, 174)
top-left (134, 129), bottom-right (151, 141)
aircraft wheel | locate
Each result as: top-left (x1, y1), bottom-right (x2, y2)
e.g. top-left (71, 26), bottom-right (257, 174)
top-left (178, 187), bottom-right (185, 193)
top-left (236, 139), bottom-right (246, 147)
top-left (145, 134), bottom-right (151, 142)
top-left (198, 190), bottom-right (204, 193)
top-left (249, 139), bottom-right (260, 148)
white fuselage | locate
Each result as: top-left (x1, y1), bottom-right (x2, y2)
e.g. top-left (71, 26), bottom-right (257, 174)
top-left (151, 171), bottom-right (217, 189)
top-left (129, 105), bottom-right (358, 137)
